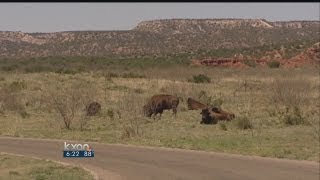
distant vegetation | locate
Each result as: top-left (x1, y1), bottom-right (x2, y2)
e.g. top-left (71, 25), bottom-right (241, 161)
top-left (267, 60), bottom-right (281, 68)
top-left (0, 39), bottom-right (317, 74)
top-left (188, 74), bottom-right (211, 84)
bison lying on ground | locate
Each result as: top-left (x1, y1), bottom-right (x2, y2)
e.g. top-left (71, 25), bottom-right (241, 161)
top-left (187, 97), bottom-right (235, 124)
top-left (143, 94), bottom-right (183, 120)
top-left (200, 107), bottom-right (235, 124)
top-left (86, 102), bottom-right (101, 116)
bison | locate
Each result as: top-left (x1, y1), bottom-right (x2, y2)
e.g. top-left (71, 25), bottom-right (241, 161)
top-left (143, 94), bottom-right (183, 120)
top-left (200, 107), bottom-right (235, 124)
top-left (86, 102), bottom-right (101, 116)
top-left (187, 97), bottom-right (235, 124)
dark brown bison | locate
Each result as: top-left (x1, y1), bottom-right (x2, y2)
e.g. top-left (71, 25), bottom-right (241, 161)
top-left (187, 97), bottom-right (235, 124)
top-left (200, 108), bottom-right (235, 124)
top-left (86, 102), bottom-right (101, 116)
top-left (143, 94), bottom-right (183, 120)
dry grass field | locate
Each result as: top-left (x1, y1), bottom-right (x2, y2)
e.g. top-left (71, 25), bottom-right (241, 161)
top-left (0, 153), bottom-right (94, 180)
top-left (0, 66), bottom-right (319, 161)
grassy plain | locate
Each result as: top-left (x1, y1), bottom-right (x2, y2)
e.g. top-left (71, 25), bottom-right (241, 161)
top-left (0, 65), bottom-right (319, 161)
top-left (0, 153), bottom-right (94, 180)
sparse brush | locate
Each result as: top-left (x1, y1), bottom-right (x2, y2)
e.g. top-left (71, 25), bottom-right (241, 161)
top-left (188, 74), bottom-right (211, 83)
top-left (47, 81), bottom-right (98, 130)
top-left (235, 116), bottom-right (253, 130)
top-left (198, 91), bottom-right (223, 108)
top-left (0, 82), bottom-right (26, 113)
top-left (270, 78), bottom-right (311, 126)
top-left (280, 106), bottom-right (305, 126)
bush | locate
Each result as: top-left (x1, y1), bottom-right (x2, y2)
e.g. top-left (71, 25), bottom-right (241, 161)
top-left (243, 60), bottom-right (256, 67)
top-left (189, 74), bottom-right (211, 83)
top-left (270, 78), bottom-right (310, 126)
top-left (235, 116), bottom-right (253, 130)
top-left (267, 60), bottom-right (280, 68)
top-left (280, 106), bottom-right (305, 125)
top-left (198, 91), bottom-right (223, 108)
top-left (48, 82), bottom-right (97, 130)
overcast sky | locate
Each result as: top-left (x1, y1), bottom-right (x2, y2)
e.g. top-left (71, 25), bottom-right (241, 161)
top-left (0, 3), bottom-right (319, 32)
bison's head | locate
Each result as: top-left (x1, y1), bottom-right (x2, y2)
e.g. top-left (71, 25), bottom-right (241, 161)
top-left (200, 108), bottom-right (210, 116)
top-left (86, 102), bottom-right (102, 116)
top-left (211, 107), bottom-right (220, 113)
top-left (143, 104), bottom-right (153, 117)
top-left (200, 108), bottom-right (217, 124)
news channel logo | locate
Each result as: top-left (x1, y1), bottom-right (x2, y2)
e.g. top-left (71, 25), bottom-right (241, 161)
top-left (63, 141), bottom-right (94, 158)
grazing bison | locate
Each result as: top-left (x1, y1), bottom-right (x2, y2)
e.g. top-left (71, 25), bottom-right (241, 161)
top-left (86, 102), bottom-right (101, 116)
top-left (187, 97), bottom-right (235, 124)
top-left (143, 94), bottom-right (183, 120)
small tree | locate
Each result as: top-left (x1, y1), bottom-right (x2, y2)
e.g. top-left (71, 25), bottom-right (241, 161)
top-left (48, 82), bottom-right (97, 130)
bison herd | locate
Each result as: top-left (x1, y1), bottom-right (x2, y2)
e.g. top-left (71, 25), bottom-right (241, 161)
top-left (85, 94), bottom-right (235, 125)
top-left (143, 94), bottom-right (235, 125)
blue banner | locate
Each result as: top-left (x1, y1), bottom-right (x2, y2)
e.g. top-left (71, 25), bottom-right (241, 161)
top-left (63, 151), bottom-right (94, 158)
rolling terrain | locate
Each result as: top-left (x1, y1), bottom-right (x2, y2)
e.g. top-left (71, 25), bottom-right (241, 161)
top-left (0, 19), bottom-right (319, 58)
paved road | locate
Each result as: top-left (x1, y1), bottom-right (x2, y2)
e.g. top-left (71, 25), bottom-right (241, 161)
top-left (0, 137), bottom-right (319, 180)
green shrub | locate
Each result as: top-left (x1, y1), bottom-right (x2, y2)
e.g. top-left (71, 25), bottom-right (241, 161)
top-left (267, 60), bottom-right (280, 68)
top-left (189, 74), bottom-right (211, 83)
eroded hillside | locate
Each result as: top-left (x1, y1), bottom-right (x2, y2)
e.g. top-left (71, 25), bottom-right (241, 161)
top-left (0, 19), bottom-right (319, 58)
